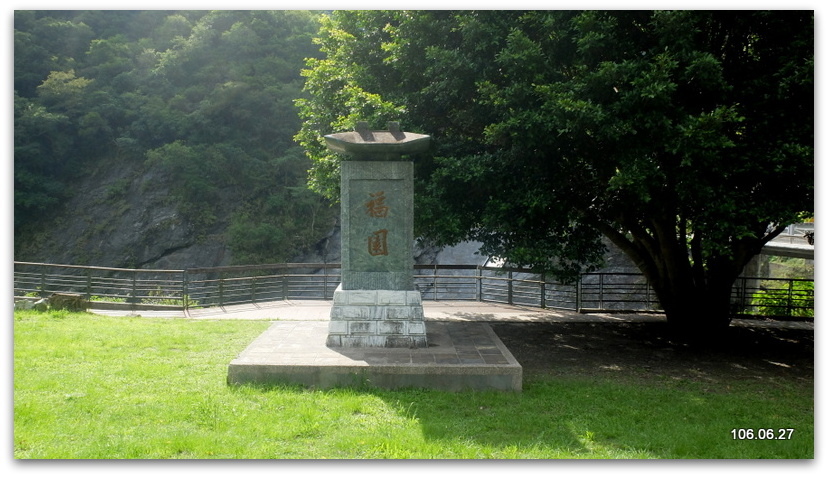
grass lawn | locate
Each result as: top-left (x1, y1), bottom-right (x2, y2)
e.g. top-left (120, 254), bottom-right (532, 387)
top-left (13, 310), bottom-right (813, 459)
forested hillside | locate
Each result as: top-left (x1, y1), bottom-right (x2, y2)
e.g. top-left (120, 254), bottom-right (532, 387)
top-left (14, 10), bottom-right (338, 268)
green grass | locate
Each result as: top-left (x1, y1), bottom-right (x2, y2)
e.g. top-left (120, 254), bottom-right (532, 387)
top-left (13, 310), bottom-right (813, 459)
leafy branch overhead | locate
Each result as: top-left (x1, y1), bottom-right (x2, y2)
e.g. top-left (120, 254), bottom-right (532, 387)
top-left (296, 11), bottom-right (813, 336)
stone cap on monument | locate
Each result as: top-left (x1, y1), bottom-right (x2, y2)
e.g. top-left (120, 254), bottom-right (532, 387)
top-left (324, 122), bottom-right (430, 159)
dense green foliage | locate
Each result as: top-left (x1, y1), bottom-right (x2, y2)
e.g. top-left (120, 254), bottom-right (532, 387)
top-left (14, 311), bottom-right (813, 458)
top-left (750, 280), bottom-right (814, 318)
top-left (15, 10), bottom-right (336, 264)
top-left (296, 11), bottom-right (814, 336)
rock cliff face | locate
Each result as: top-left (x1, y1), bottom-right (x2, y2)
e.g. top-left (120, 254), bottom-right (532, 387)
top-left (15, 158), bottom-right (233, 270)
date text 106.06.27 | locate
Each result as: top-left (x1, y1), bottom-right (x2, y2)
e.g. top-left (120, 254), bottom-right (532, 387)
top-left (731, 429), bottom-right (794, 440)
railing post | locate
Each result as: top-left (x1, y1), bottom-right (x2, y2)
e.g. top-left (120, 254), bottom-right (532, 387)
top-left (507, 270), bottom-right (514, 305)
top-left (282, 274), bottom-right (288, 301)
top-left (218, 273), bottom-right (225, 307)
top-left (130, 272), bottom-right (138, 306)
top-left (741, 277), bottom-right (750, 313)
top-left (476, 266), bottom-right (482, 302)
top-left (576, 274), bottom-right (582, 312)
top-left (540, 273), bottom-right (546, 309)
top-left (251, 276), bottom-right (257, 304)
top-left (323, 265), bottom-right (328, 299)
top-left (183, 270), bottom-right (189, 311)
top-left (39, 268), bottom-right (46, 297)
top-left (86, 269), bottom-right (92, 301)
top-left (787, 279), bottom-right (794, 316)
top-left (433, 265), bottom-right (438, 301)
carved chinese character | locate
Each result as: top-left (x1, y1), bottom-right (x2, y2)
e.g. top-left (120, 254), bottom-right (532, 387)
top-left (365, 191), bottom-right (389, 218)
top-left (368, 229), bottom-right (389, 256)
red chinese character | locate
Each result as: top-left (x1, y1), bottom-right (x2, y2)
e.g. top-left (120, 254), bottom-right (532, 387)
top-left (368, 229), bottom-right (389, 256)
top-left (365, 191), bottom-right (389, 218)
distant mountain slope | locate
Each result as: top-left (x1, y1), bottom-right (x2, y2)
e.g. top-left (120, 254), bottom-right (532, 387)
top-left (14, 11), bottom-right (336, 268)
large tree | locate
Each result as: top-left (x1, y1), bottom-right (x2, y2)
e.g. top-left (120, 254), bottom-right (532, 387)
top-left (295, 10), bottom-right (813, 340)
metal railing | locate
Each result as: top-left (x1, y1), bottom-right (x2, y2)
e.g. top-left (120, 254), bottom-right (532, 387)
top-left (578, 272), bottom-right (660, 312)
top-left (13, 262), bottom-right (185, 309)
top-left (13, 261), bottom-right (814, 319)
top-left (732, 276), bottom-right (814, 318)
top-left (184, 263), bottom-right (342, 307)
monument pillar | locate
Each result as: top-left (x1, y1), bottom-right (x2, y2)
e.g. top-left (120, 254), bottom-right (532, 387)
top-left (324, 122), bottom-right (430, 348)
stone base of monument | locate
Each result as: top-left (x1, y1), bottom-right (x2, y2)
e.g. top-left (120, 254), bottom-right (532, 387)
top-left (227, 320), bottom-right (522, 392)
top-left (326, 285), bottom-right (428, 348)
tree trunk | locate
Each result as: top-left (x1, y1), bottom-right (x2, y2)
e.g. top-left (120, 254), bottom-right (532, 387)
top-left (652, 277), bottom-right (735, 345)
top-left (593, 215), bottom-right (772, 345)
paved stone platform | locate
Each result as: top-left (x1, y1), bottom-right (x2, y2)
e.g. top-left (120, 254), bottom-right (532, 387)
top-left (227, 320), bottom-right (522, 392)
top-left (90, 299), bottom-right (815, 331)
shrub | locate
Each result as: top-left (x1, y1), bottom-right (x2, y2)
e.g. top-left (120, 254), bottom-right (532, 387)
top-left (750, 280), bottom-right (814, 318)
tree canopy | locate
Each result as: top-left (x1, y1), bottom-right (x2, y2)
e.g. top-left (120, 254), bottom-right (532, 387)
top-left (296, 10), bottom-right (813, 338)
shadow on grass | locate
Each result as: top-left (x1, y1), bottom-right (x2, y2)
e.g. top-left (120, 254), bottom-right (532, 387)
top-left (367, 372), bottom-right (813, 459)
top-left (235, 368), bottom-right (812, 458)
top-left (490, 320), bottom-right (814, 385)
top-left (377, 321), bottom-right (813, 458)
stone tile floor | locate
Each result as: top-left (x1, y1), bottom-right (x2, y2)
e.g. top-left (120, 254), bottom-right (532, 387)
top-left (227, 319), bottom-right (523, 391)
top-left (229, 320), bottom-right (518, 367)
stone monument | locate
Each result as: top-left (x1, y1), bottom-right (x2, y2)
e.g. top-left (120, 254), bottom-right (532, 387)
top-left (325, 121), bottom-right (430, 348)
